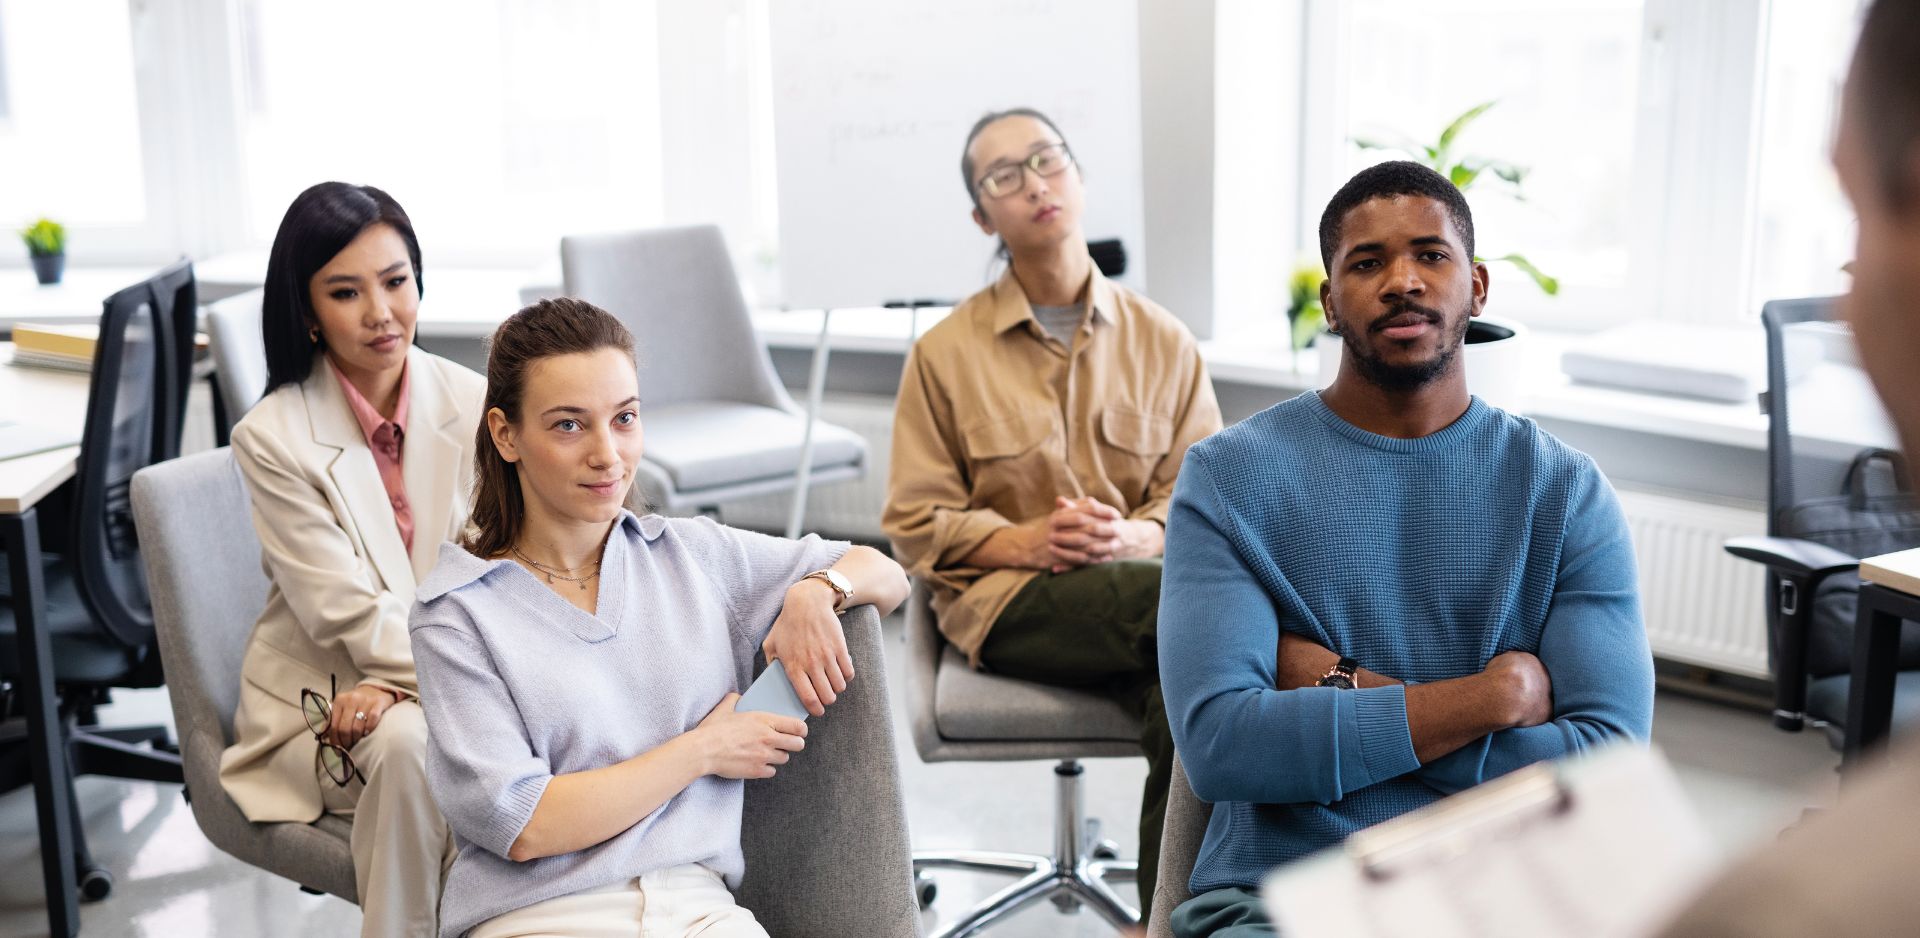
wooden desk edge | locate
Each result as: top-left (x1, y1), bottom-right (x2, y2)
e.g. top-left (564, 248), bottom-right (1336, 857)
top-left (0, 447), bottom-right (79, 515)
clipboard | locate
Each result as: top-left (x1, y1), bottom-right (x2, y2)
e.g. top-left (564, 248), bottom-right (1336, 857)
top-left (1261, 745), bottom-right (1716, 938)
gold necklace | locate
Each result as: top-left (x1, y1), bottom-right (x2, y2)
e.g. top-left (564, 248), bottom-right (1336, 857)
top-left (511, 546), bottom-right (600, 591)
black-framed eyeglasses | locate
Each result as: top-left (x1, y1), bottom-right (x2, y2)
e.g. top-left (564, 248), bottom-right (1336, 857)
top-left (300, 674), bottom-right (366, 787)
top-left (975, 143), bottom-right (1075, 199)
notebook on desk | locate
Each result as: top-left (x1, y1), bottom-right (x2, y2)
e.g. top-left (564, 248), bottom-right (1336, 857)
top-left (0, 420), bottom-right (81, 461)
top-left (1262, 745), bottom-right (1714, 938)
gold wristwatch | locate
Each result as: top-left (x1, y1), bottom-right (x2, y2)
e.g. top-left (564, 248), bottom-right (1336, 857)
top-left (802, 569), bottom-right (854, 613)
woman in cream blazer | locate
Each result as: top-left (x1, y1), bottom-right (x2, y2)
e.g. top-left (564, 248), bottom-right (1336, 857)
top-left (221, 183), bottom-right (485, 938)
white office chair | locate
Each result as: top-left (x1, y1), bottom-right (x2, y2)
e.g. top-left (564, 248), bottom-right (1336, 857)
top-left (560, 225), bottom-right (866, 533)
top-left (205, 289), bottom-right (267, 441)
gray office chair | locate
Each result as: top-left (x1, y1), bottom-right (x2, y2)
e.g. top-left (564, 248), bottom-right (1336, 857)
top-left (560, 225), bottom-right (865, 528)
top-left (134, 449), bottom-right (921, 933)
top-left (1146, 756), bottom-right (1211, 938)
top-left (205, 289), bottom-right (267, 444)
top-left (130, 447), bottom-right (359, 901)
top-left (905, 581), bottom-right (1142, 936)
top-left (738, 601), bottom-right (922, 936)
top-left (1725, 297), bottom-right (1920, 751)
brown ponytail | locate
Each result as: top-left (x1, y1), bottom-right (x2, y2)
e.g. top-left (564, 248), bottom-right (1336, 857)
top-left (462, 297), bottom-right (636, 559)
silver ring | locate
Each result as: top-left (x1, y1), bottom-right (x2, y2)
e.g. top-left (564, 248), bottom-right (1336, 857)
top-left (354, 711), bottom-right (367, 721)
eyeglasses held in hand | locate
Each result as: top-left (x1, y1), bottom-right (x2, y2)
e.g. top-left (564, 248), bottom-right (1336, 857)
top-left (976, 143), bottom-right (1075, 199)
top-left (300, 674), bottom-right (366, 787)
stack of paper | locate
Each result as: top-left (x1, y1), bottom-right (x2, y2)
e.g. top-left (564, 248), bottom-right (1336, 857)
top-left (9, 323), bottom-right (97, 373)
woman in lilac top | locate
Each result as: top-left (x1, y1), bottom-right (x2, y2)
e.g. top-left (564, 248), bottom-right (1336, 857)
top-left (407, 298), bottom-right (908, 937)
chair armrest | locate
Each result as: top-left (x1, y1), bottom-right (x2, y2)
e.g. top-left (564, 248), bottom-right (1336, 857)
top-left (1724, 536), bottom-right (1859, 580)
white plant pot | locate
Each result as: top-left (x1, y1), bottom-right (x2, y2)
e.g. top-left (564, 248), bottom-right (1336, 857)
top-left (1316, 315), bottom-right (1532, 412)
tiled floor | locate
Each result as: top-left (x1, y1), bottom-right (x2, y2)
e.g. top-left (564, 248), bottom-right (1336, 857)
top-left (0, 610), bottom-right (1840, 938)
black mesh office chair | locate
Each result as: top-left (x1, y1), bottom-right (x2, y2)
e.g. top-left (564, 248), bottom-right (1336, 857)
top-left (1725, 297), bottom-right (1920, 749)
top-left (0, 261), bottom-right (195, 903)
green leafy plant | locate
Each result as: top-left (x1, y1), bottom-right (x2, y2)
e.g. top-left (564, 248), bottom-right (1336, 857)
top-left (1286, 261), bottom-right (1326, 353)
top-left (20, 218), bottom-right (65, 257)
top-left (1353, 101), bottom-right (1560, 296)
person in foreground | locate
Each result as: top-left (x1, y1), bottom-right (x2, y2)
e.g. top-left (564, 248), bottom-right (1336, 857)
top-left (408, 298), bottom-right (908, 938)
top-left (221, 182), bottom-right (485, 938)
top-left (1655, 2), bottom-right (1920, 933)
top-left (883, 107), bottom-right (1221, 914)
top-left (1157, 161), bottom-right (1655, 937)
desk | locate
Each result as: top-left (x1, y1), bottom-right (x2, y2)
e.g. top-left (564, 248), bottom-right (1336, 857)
top-left (0, 268), bottom-right (166, 334)
top-left (0, 344), bottom-right (90, 936)
top-left (1846, 549), bottom-right (1920, 769)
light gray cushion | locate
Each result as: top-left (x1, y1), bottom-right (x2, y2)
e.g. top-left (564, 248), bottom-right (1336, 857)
top-left (561, 225), bottom-right (795, 412)
top-left (207, 290), bottom-right (267, 426)
top-left (640, 400), bottom-right (865, 492)
top-left (132, 449), bottom-right (358, 902)
top-left (737, 605), bottom-right (920, 937)
top-left (933, 645), bottom-right (1141, 743)
top-left (1147, 756), bottom-right (1211, 938)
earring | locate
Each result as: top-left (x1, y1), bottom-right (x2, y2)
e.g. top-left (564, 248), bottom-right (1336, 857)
top-left (308, 327), bottom-right (320, 343)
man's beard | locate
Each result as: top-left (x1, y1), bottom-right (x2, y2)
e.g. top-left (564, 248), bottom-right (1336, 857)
top-left (1342, 301), bottom-right (1472, 392)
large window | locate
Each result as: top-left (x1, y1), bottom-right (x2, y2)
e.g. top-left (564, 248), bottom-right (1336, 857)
top-left (235, 0), bottom-right (665, 264)
top-left (0, 1), bottom-right (149, 230)
top-left (1218, 0), bottom-right (1867, 339)
top-left (1333, 0), bottom-right (1645, 317)
top-left (1749, 0), bottom-right (1862, 307)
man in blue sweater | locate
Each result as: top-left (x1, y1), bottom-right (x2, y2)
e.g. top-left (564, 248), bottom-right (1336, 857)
top-left (1159, 160), bottom-right (1655, 936)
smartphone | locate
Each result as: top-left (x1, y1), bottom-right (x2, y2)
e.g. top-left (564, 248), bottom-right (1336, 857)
top-left (737, 661), bottom-right (810, 721)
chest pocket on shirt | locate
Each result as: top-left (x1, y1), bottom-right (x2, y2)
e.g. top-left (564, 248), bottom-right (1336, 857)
top-left (962, 409), bottom-right (1056, 507)
top-left (1097, 406), bottom-right (1175, 502)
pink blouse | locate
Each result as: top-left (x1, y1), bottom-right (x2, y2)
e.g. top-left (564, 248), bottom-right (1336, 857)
top-left (331, 360), bottom-right (413, 552)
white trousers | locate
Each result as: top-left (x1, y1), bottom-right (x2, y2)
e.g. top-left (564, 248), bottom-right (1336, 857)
top-left (319, 700), bottom-right (458, 938)
top-left (468, 864), bottom-right (768, 938)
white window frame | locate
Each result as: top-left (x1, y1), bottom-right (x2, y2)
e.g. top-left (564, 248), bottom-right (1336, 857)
top-left (0, 0), bottom-right (250, 269)
top-left (1216, 0), bottom-right (1781, 341)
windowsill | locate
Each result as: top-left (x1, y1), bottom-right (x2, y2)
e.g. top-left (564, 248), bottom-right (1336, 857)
top-left (751, 308), bottom-right (1894, 455)
top-left (6, 265), bottom-right (1880, 458)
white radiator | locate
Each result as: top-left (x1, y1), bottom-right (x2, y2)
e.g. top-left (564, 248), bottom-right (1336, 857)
top-left (719, 402), bottom-right (1777, 679)
top-left (715, 393), bottom-right (898, 542)
top-left (1617, 487), bottom-right (1771, 678)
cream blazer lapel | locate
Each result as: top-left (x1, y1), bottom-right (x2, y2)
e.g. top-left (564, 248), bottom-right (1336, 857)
top-left (402, 349), bottom-right (473, 575)
top-left (303, 360), bottom-right (417, 599)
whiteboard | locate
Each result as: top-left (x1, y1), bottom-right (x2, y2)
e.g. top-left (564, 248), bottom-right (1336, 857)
top-left (769, 0), bottom-right (1146, 311)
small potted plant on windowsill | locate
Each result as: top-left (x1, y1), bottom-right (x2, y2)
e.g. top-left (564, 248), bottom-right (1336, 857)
top-left (1313, 102), bottom-right (1558, 410)
top-left (21, 218), bottom-right (66, 285)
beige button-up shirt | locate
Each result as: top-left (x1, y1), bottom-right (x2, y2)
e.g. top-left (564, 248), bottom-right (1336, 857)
top-left (884, 266), bottom-right (1223, 662)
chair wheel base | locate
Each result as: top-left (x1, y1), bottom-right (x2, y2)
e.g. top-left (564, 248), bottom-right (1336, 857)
top-left (78, 866), bottom-right (113, 902)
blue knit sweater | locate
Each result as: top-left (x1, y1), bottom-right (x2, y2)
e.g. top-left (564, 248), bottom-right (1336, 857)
top-left (1159, 392), bottom-right (1653, 895)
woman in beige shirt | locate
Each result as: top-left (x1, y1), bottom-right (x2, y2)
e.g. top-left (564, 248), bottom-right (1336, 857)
top-left (221, 182), bottom-right (486, 938)
top-left (882, 108), bottom-right (1223, 917)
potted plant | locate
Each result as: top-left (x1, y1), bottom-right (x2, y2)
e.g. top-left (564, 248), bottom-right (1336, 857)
top-left (21, 218), bottom-right (66, 285)
top-left (1314, 102), bottom-right (1551, 409)
top-left (1285, 260), bottom-right (1327, 375)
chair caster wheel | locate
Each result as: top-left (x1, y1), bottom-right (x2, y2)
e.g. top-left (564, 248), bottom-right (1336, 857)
top-left (1051, 892), bottom-right (1084, 914)
top-left (78, 866), bottom-right (113, 902)
top-left (1092, 839), bottom-right (1121, 861)
top-left (914, 871), bottom-right (937, 909)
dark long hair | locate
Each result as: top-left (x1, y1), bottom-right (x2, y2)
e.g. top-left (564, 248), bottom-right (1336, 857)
top-left (462, 297), bottom-right (637, 559)
top-left (260, 182), bottom-right (423, 395)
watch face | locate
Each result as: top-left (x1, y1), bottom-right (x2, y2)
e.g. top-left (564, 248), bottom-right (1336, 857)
top-left (1317, 673), bottom-right (1356, 690)
top-left (823, 569), bottom-right (853, 593)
